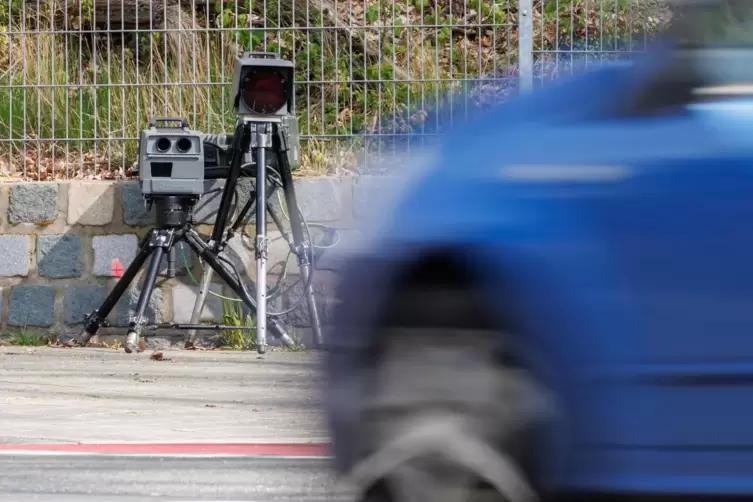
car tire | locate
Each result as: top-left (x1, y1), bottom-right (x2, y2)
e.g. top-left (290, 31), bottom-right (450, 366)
top-left (345, 286), bottom-right (555, 502)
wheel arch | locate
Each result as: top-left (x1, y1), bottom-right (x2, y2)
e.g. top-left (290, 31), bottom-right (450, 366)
top-left (362, 245), bottom-right (574, 490)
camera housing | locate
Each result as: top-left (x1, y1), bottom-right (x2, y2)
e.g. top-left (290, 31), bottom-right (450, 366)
top-left (138, 117), bottom-right (206, 197)
top-left (231, 52), bottom-right (295, 117)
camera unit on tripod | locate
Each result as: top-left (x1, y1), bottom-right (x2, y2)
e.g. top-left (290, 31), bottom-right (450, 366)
top-left (138, 117), bottom-right (205, 198)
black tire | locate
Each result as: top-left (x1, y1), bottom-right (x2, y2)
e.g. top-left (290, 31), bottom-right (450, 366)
top-left (348, 286), bottom-right (554, 502)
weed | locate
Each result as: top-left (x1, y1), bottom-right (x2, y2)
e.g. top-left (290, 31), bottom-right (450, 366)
top-left (7, 329), bottom-right (48, 346)
top-left (221, 299), bottom-right (255, 350)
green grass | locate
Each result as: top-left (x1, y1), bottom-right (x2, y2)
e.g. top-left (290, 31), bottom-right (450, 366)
top-left (221, 299), bottom-right (255, 350)
top-left (5, 328), bottom-right (49, 346)
top-left (0, 0), bottom-right (668, 177)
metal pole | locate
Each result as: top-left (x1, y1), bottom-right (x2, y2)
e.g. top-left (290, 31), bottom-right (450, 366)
top-left (254, 123), bottom-right (271, 354)
top-left (185, 264), bottom-right (214, 348)
top-left (518, 0), bottom-right (534, 94)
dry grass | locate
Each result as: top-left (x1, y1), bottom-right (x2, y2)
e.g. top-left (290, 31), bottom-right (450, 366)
top-left (0, 0), bottom-right (669, 179)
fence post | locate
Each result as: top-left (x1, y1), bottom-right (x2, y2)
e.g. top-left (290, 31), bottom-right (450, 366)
top-left (518, 0), bottom-right (533, 93)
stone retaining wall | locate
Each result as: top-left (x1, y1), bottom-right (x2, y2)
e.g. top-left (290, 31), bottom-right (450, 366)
top-left (0, 176), bottom-right (371, 347)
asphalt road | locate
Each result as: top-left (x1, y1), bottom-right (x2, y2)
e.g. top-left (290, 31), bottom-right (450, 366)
top-left (0, 453), bottom-right (353, 502)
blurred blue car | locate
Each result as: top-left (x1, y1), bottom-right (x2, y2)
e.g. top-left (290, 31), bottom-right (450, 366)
top-left (324, 1), bottom-right (753, 501)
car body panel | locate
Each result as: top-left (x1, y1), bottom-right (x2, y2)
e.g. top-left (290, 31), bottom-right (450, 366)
top-left (325, 42), bottom-right (753, 495)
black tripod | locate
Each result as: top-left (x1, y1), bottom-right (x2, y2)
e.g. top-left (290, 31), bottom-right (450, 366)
top-left (76, 195), bottom-right (294, 353)
top-left (78, 116), bottom-right (323, 354)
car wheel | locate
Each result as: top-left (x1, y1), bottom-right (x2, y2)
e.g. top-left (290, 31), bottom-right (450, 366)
top-left (345, 286), bottom-right (556, 502)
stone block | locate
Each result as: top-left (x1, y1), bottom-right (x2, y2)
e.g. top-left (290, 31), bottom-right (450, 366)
top-left (8, 182), bottom-right (59, 224)
top-left (313, 229), bottom-right (361, 272)
top-left (279, 277), bottom-right (333, 327)
top-left (114, 287), bottom-right (167, 327)
top-left (171, 281), bottom-right (223, 323)
top-left (352, 175), bottom-right (401, 218)
top-left (122, 182), bottom-right (155, 226)
top-left (0, 235), bottom-right (31, 277)
top-left (63, 285), bottom-right (106, 324)
top-left (8, 285), bottom-right (55, 327)
top-left (37, 234), bottom-right (82, 278)
top-left (92, 234), bottom-right (138, 277)
top-left (67, 182), bottom-right (115, 226)
top-left (269, 177), bottom-right (342, 222)
top-left (145, 337), bottom-right (173, 350)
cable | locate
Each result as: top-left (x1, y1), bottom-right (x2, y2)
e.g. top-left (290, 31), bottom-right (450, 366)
top-left (183, 160), bottom-right (342, 317)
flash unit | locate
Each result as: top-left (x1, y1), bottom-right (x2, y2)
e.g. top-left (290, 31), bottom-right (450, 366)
top-left (231, 52), bottom-right (294, 117)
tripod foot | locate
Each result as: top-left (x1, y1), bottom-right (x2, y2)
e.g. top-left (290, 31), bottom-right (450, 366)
top-left (269, 318), bottom-right (296, 348)
top-left (77, 329), bottom-right (93, 347)
top-left (124, 331), bottom-right (140, 354)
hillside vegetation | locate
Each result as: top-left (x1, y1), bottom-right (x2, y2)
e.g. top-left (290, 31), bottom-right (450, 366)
top-left (0, 0), bottom-right (672, 178)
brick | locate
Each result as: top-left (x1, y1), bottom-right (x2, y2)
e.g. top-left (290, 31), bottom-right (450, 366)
top-left (63, 285), bottom-right (106, 324)
top-left (92, 234), bottom-right (138, 277)
top-left (37, 234), bottom-right (82, 278)
top-left (114, 287), bottom-right (167, 327)
top-left (352, 175), bottom-right (401, 218)
top-left (67, 181), bottom-right (115, 226)
top-left (269, 177), bottom-right (342, 222)
top-left (8, 285), bottom-right (55, 327)
top-left (0, 235), bottom-right (30, 277)
top-left (171, 281), bottom-right (223, 323)
top-left (122, 182), bottom-right (155, 226)
top-left (8, 182), bottom-right (59, 224)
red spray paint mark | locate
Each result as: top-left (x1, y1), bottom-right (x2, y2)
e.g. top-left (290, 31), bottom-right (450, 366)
top-left (111, 258), bottom-right (125, 278)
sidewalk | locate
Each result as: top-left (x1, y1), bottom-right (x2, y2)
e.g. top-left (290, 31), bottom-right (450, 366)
top-left (0, 346), bottom-right (329, 446)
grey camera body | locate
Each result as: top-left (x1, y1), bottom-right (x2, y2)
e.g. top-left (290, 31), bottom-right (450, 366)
top-left (231, 52), bottom-right (295, 117)
top-left (138, 118), bottom-right (205, 197)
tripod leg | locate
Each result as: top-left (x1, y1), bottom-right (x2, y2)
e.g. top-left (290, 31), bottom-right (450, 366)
top-left (255, 136), bottom-right (269, 354)
top-left (185, 265), bottom-right (214, 349)
top-left (78, 232), bottom-right (155, 345)
top-left (124, 246), bottom-right (166, 353)
top-left (274, 126), bottom-right (324, 348)
top-left (183, 229), bottom-right (296, 350)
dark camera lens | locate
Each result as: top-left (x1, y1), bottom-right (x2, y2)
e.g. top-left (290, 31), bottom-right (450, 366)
top-left (176, 138), bottom-right (192, 153)
top-left (240, 68), bottom-right (287, 114)
top-left (156, 137), bottom-right (172, 152)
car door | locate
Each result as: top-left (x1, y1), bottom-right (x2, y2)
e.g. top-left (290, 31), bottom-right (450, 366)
top-left (566, 49), bottom-right (753, 478)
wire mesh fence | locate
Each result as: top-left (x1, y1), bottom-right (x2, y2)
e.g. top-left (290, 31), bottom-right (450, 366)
top-left (0, 0), bottom-right (669, 179)
top-left (529, 0), bottom-right (670, 87)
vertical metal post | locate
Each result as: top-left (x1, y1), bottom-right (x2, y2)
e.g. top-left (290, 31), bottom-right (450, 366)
top-left (518, 0), bottom-right (534, 94)
top-left (254, 123), bottom-right (272, 354)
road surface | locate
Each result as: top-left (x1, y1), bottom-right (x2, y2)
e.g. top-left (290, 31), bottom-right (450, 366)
top-left (0, 347), bottom-right (351, 501)
top-left (0, 453), bottom-right (352, 501)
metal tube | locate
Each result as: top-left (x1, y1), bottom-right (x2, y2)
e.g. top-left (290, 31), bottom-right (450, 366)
top-left (255, 125), bottom-right (269, 354)
top-left (125, 244), bottom-right (166, 353)
top-left (185, 264), bottom-right (214, 348)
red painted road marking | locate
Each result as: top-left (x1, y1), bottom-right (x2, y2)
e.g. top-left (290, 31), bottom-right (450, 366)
top-left (111, 258), bottom-right (125, 278)
top-left (0, 443), bottom-right (331, 456)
